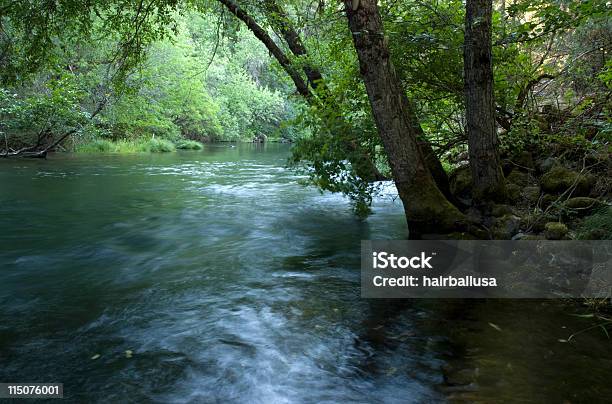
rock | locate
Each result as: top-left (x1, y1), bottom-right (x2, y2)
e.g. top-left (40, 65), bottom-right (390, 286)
top-left (563, 197), bottom-right (603, 214)
top-left (544, 222), bottom-right (568, 240)
top-left (540, 166), bottom-right (594, 196)
top-left (450, 166), bottom-right (472, 198)
top-left (522, 186), bottom-right (541, 204)
top-left (505, 183), bottom-right (522, 202)
top-left (492, 214), bottom-right (521, 239)
top-left (491, 204), bottom-right (513, 217)
top-left (506, 169), bottom-right (529, 187)
top-left (537, 157), bottom-right (557, 173)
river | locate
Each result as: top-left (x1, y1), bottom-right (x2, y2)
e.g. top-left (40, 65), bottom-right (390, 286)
top-left (1, 144), bottom-right (610, 403)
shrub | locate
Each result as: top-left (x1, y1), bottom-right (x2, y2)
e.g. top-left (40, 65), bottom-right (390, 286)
top-left (76, 139), bottom-right (117, 153)
top-left (147, 138), bottom-right (176, 153)
top-left (176, 140), bottom-right (204, 150)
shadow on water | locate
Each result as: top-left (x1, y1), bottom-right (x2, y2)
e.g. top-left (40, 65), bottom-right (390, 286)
top-left (0, 144), bottom-right (610, 403)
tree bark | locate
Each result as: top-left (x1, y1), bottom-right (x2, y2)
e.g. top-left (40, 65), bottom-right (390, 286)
top-left (343, 0), bottom-right (464, 235)
top-left (464, 0), bottom-right (505, 201)
top-left (262, 0), bottom-right (324, 90)
top-left (263, 0), bottom-right (453, 199)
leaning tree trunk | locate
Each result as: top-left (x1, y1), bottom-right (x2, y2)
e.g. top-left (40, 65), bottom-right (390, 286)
top-left (264, 0), bottom-right (453, 198)
top-left (343, 0), bottom-right (464, 236)
top-left (464, 0), bottom-right (505, 202)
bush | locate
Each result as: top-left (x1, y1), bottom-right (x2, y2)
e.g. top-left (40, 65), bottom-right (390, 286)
top-left (76, 139), bottom-right (117, 153)
top-left (76, 138), bottom-right (178, 153)
top-left (147, 138), bottom-right (175, 153)
top-left (176, 140), bottom-right (204, 150)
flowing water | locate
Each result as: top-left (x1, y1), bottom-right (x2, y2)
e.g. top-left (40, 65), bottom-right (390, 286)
top-left (1, 144), bottom-right (610, 403)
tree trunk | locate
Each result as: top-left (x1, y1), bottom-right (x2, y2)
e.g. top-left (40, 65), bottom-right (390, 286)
top-left (264, 0), bottom-right (453, 198)
top-left (221, 0), bottom-right (454, 196)
top-left (262, 0), bottom-right (324, 90)
top-left (216, 0), bottom-right (311, 98)
top-left (343, 0), bottom-right (464, 236)
top-left (464, 0), bottom-right (505, 202)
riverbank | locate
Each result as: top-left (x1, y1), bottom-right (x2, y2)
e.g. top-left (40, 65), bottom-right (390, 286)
top-left (74, 138), bottom-right (293, 154)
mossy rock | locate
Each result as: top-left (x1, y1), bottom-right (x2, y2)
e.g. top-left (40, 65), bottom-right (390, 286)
top-left (537, 157), bottom-right (557, 173)
top-left (506, 169), bottom-right (529, 187)
top-left (544, 222), bottom-right (568, 240)
top-left (563, 197), bottom-right (603, 214)
top-left (541, 194), bottom-right (557, 209)
top-left (492, 214), bottom-right (521, 239)
top-left (540, 166), bottom-right (594, 196)
top-left (505, 183), bottom-right (522, 202)
top-left (522, 186), bottom-right (541, 203)
top-left (449, 166), bottom-right (472, 198)
top-left (491, 204), bottom-right (513, 217)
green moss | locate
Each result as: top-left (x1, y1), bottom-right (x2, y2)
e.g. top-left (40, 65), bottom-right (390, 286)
top-left (449, 166), bottom-right (471, 196)
top-left (505, 183), bottom-right (522, 202)
top-left (544, 222), bottom-right (568, 240)
top-left (506, 169), bottom-right (529, 187)
top-left (540, 166), bottom-right (594, 196)
top-left (563, 197), bottom-right (602, 211)
top-left (176, 140), bottom-right (204, 150)
top-left (491, 204), bottom-right (513, 217)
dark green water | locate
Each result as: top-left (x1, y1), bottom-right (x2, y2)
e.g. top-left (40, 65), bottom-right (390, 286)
top-left (1, 144), bottom-right (610, 403)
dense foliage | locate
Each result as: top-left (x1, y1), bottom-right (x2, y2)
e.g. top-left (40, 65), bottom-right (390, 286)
top-left (0, 9), bottom-right (300, 152)
top-left (0, 0), bottom-right (609, 217)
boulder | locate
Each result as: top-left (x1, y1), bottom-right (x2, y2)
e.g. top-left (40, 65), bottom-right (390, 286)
top-left (537, 157), bottom-right (557, 173)
top-left (544, 222), bottom-right (568, 240)
top-left (540, 166), bottom-right (594, 196)
top-left (450, 166), bottom-right (472, 198)
top-left (491, 204), bottom-right (513, 217)
top-left (506, 169), bottom-right (529, 187)
top-left (541, 194), bottom-right (557, 209)
top-left (505, 183), bottom-right (522, 202)
top-left (563, 197), bottom-right (603, 213)
top-left (522, 186), bottom-right (541, 204)
top-left (492, 214), bottom-right (521, 239)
